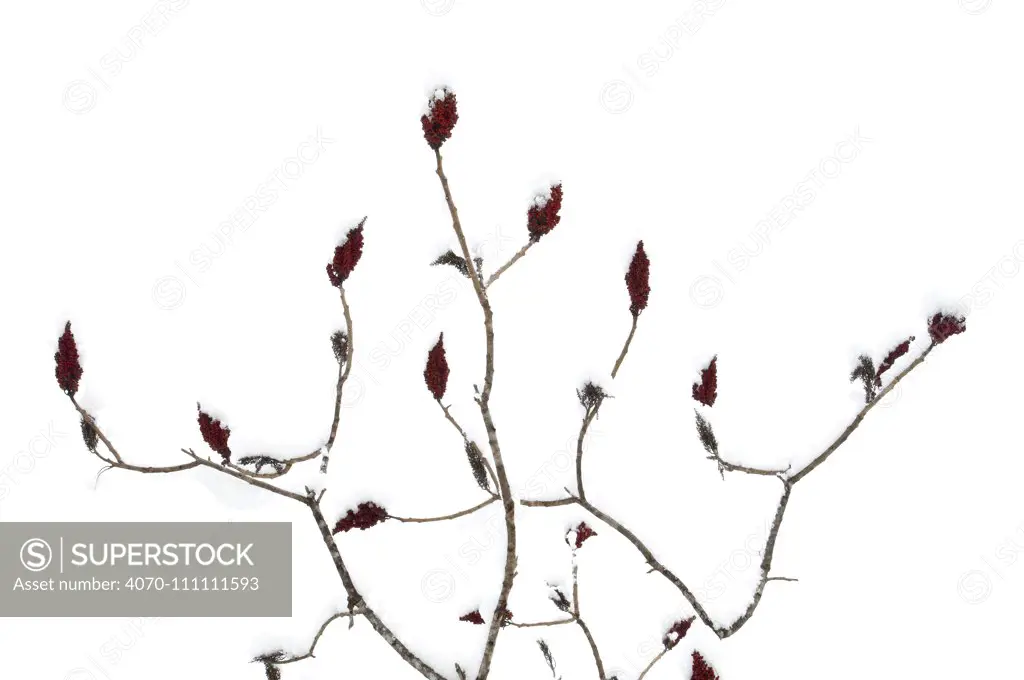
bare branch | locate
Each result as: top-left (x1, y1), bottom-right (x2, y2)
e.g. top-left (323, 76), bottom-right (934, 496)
top-left (485, 241), bottom-right (533, 287)
top-left (306, 492), bottom-right (448, 680)
top-left (387, 495), bottom-right (500, 523)
top-left (434, 147), bottom-right (517, 680)
top-left (322, 287), bottom-right (355, 473)
top-left (258, 608), bottom-right (364, 665)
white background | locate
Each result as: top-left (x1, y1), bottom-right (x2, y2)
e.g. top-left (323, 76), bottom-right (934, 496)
top-left (2, 1), bottom-right (1023, 678)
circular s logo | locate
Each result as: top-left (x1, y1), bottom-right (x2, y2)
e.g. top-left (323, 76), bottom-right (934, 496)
top-left (20, 538), bottom-right (52, 572)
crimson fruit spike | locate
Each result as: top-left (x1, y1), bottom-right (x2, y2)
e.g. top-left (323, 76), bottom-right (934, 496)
top-left (54, 321), bottom-right (83, 396)
top-left (197, 405), bottom-right (231, 463)
top-left (572, 521), bottom-right (597, 549)
top-left (874, 336), bottom-right (915, 386)
top-left (527, 183), bottom-right (563, 242)
top-left (424, 333), bottom-right (450, 400)
top-left (326, 219), bottom-right (366, 287)
top-left (693, 356), bottom-right (718, 407)
top-left (691, 650), bottom-right (721, 680)
top-left (459, 610), bottom-right (485, 625)
top-left (928, 312), bottom-right (966, 345)
top-left (625, 240), bottom-right (650, 317)
top-left (332, 502), bottom-right (388, 534)
top-left (422, 87), bottom-right (458, 150)
top-left (663, 616), bottom-right (695, 650)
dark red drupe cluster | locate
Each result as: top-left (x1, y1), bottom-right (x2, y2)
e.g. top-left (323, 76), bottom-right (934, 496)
top-left (421, 88), bottom-right (459, 150)
top-left (197, 405), bottom-right (231, 463)
top-left (927, 312), bottom-right (966, 345)
top-left (332, 502), bottom-right (388, 534)
top-left (424, 333), bottom-right (450, 400)
top-left (572, 521), bottom-right (597, 549)
top-left (527, 183), bottom-right (563, 242)
top-left (693, 356), bottom-right (718, 407)
top-left (663, 616), bottom-right (695, 650)
top-left (326, 219), bottom-right (366, 287)
top-left (874, 336), bottom-right (915, 386)
top-left (55, 322), bottom-right (83, 396)
top-left (459, 609), bottom-right (485, 624)
top-left (626, 241), bottom-right (650, 317)
top-left (691, 651), bottom-right (721, 680)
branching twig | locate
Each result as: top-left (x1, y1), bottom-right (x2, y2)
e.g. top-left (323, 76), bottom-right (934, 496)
top-left (259, 608), bottom-right (364, 665)
top-left (434, 147), bottom-right (518, 680)
top-left (322, 287), bottom-right (355, 473)
top-left (525, 339), bottom-right (942, 639)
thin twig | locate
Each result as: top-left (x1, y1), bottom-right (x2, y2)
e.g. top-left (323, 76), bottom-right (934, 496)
top-left (484, 241), bottom-right (533, 287)
top-left (269, 608), bottom-right (364, 664)
top-left (387, 496), bottom-right (500, 523)
top-left (181, 449), bottom-right (309, 504)
top-left (637, 648), bottom-right (668, 680)
top-left (610, 315), bottom-right (638, 380)
top-left (306, 492), bottom-right (448, 680)
top-left (508, 617), bottom-right (575, 629)
top-left (322, 287), bottom-right (355, 473)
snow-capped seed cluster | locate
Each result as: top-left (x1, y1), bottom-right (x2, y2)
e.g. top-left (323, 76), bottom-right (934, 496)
top-left (332, 502), bottom-right (388, 534)
top-left (693, 356), bottom-right (718, 407)
top-left (875, 336), bottom-right (915, 386)
top-left (694, 411), bottom-right (718, 456)
top-left (626, 240), bottom-right (651, 317)
top-left (527, 183), bottom-right (563, 242)
top-left (576, 381), bottom-right (609, 410)
top-left (570, 521), bottom-right (597, 549)
top-left (54, 322), bottom-right (83, 396)
top-left (421, 88), bottom-right (459, 150)
top-left (549, 586), bottom-right (571, 613)
top-left (197, 405), bottom-right (231, 463)
top-left (459, 609), bottom-right (485, 624)
top-left (424, 333), bottom-right (450, 400)
top-left (928, 312), bottom-right (966, 345)
top-left (326, 219), bottom-right (366, 287)
top-left (691, 650), bottom-right (721, 680)
top-left (80, 416), bottom-right (98, 453)
top-left (849, 354), bottom-right (877, 403)
top-left (663, 616), bottom-right (695, 650)
top-left (331, 330), bottom-right (349, 364)
top-left (464, 440), bottom-right (490, 492)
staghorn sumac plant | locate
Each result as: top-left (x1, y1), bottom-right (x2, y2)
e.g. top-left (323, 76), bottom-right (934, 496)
top-left (53, 86), bottom-right (970, 680)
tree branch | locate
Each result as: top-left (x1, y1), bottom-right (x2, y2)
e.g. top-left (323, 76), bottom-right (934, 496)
top-left (434, 147), bottom-right (518, 680)
top-left (306, 491), bottom-right (447, 679)
top-left (259, 608), bottom-right (365, 666)
top-left (322, 286), bottom-right (355, 473)
top-left (387, 495), bottom-right (500, 523)
top-left (485, 241), bottom-right (533, 287)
